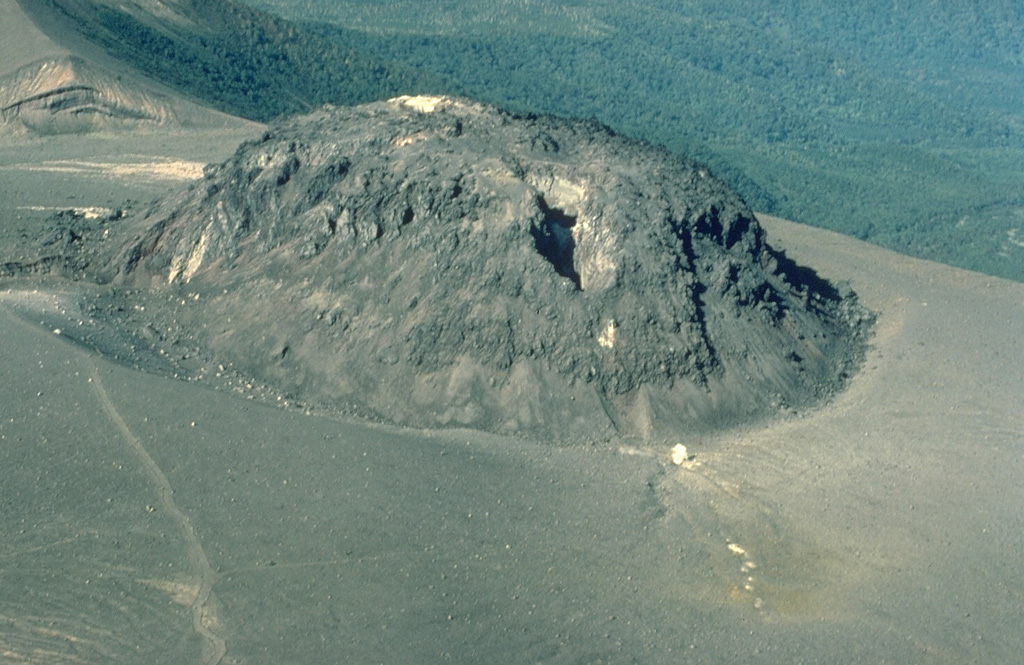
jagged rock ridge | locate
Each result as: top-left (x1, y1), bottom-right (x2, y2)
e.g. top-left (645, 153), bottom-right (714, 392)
top-left (114, 96), bottom-right (872, 441)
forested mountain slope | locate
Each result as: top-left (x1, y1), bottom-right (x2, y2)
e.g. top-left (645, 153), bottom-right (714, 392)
top-left (19, 0), bottom-right (444, 121)
top-left (23, 0), bottom-right (1024, 281)
top-left (244, 0), bottom-right (1024, 282)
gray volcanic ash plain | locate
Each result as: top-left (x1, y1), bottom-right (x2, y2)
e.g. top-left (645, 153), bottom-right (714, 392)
top-left (63, 95), bottom-right (872, 441)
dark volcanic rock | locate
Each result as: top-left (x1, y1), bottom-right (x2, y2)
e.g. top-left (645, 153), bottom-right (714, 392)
top-left (111, 96), bottom-right (872, 441)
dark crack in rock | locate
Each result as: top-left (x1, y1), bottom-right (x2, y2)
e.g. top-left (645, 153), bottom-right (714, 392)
top-left (110, 96), bottom-right (873, 441)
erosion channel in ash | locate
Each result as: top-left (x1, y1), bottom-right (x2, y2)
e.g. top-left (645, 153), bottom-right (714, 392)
top-left (70, 95), bottom-right (872, 442)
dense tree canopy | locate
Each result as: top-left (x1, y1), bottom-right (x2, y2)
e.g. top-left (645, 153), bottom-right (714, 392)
top-left (35, 0), bottom-right (1024, 280)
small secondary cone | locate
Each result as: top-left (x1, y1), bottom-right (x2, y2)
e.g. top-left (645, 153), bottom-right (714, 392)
top-left (112, 95), bottom-right (873, 441)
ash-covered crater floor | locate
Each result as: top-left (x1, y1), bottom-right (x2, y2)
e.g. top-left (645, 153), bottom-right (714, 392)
top-left (94, 95), bottom-right (871, 441)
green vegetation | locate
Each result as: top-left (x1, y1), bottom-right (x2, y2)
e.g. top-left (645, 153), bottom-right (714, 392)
top-left (30, 0), bottom-right (444, 121)
top-left (37, 0), bottom-right (1024, 281)
top-left (244, 0), bottom-right (1024, 282)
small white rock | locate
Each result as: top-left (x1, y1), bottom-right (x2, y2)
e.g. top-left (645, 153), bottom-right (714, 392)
top-left (671, 444), bottom-right (689, 465)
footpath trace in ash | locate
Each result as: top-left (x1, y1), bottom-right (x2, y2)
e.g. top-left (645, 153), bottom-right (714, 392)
top-left (112, 95), bottom-right (872, 441)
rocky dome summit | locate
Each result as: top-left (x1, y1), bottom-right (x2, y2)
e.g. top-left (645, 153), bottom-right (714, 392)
top-left (112, 95), bottom-right (872, 441)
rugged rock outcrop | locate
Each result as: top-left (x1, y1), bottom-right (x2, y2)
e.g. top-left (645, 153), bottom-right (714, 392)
top-left (112, 96), bottom-right (872, 441)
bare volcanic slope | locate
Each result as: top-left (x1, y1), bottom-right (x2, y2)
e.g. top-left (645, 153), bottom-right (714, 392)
top-left (110, 96), bottom-right (872, 441)
top-left (0, 55), bottom-right (239, 135)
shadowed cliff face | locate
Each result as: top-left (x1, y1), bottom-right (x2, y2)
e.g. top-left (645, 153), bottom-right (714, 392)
top-left (110, 96), bottom-right (872, 441)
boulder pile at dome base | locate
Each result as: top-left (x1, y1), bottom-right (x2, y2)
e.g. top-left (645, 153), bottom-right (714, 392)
top-left (109, 95), bottom-right (872, 441)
